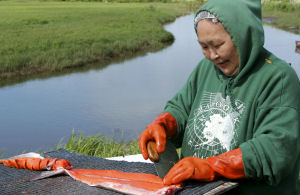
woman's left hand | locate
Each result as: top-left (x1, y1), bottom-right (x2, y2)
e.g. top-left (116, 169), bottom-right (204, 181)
top-left (163, 156), bottom-right (215, 185)
top-left (163, 148), bottom-right (245, 185)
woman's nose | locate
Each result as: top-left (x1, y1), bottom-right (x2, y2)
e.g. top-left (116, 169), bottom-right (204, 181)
top-left (209, 49), bottom-right (219, 60)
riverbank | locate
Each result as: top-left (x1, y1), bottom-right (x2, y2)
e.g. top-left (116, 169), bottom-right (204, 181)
top-left (262, 2), bottom-right (300, 33)
top-left (1, 1), bottom-right (299, 82)
top-left (0, 0), bottom-right (198, 81)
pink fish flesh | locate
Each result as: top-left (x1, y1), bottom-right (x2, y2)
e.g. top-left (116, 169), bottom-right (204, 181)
top-left (65, 169), bottom-right (181, 195)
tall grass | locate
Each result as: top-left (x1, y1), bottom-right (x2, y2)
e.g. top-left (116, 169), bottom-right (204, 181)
top-left (262, 1), bottom-right (300, 32)
top-left (57, 0), bottom-right (205, 3)
top-left (263, 1), bottom-right (300, 12)
top-left (0, 0), bottom-right (198, 80)
top-left (60, 0), bottom-right (177, 2)
top-left (63, 131), bottom-right (141, 158)
top-left (62, 130), bottom-right (183, 159)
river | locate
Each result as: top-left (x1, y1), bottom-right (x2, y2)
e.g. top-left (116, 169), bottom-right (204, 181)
top-left (0, 15), bottom-right (299, 157)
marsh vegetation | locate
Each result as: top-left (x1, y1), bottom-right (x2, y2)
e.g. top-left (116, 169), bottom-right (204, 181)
top-left (262, 1), bottom-right (300, 33)
top-left (0, 0), bottom-right (199, 80)
top-left (62, 131), bottom-right (141, 158)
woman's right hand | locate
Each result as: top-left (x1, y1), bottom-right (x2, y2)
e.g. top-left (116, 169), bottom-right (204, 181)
top-left (139, 112), bottom-right (178, 160)
top-left (139, 122), bottom-right (167, 160)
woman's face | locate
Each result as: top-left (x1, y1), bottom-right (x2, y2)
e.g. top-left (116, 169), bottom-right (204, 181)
top-left (197, 19), bottom-right (239, 76)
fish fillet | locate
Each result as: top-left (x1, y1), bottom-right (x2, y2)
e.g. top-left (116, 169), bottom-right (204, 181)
top-left (65, 169), bottom-right (181, 195)
top-left (1, 153), bottom-right (181, 194)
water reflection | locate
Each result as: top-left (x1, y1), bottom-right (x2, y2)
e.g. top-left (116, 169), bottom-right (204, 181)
top-left (263, 24), bottom-right (300, 76)
top-left (296, 41), bottom-right (300, 54)
top-left (0, 15), bottom-right (299, 157)
top-left (0, 49), bottom-right (153, 89)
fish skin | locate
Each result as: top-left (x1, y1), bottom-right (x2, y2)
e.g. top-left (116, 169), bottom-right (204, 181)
top-left (40, 158), bottom-right (50, 170)
top-left (51, 159), bottom-right (72, 170)
top-left (31, 169), bottom-right (66, 181)
top-left (18, 158), bottom-right (27, 169)
top-left (0, 157), bottom-right (72, 171)
top-left (0, 152), bottom-right (44, 161)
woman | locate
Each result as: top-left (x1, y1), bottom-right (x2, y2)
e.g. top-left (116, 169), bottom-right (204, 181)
top-left (139, 0), bottom-right (300, 194)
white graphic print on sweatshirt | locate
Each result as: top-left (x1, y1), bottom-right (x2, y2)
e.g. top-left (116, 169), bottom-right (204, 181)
top-left (186, 92), bottom-right (244, 158)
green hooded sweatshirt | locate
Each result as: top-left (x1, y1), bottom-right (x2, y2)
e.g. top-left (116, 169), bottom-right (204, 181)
top-left (163, 0), bottom-right (300, 194)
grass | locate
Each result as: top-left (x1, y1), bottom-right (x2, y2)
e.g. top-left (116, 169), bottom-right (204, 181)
top-left (0, 0), bottom-right (198, 80)
top-left (262, 1), bottom-right (300, 32)
top-left (1, 0), bottom-right (298, 81)
top-left (61, 130), bottom-right (182, 158)
top-left (62, 130), bottom-right (141, 158)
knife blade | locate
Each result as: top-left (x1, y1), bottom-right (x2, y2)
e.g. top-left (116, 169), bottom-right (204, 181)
top-left (147, 139), bottom-right (179, 178)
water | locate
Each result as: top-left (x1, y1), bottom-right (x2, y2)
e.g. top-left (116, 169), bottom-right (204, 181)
top-left (264, 24), bottom-right (300, 73)
top-left (0, 15), bottom-right (299, 157)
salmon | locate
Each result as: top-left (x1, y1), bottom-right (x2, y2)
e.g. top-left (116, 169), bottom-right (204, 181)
top-left (65, 169), bottom-right (181, 195)
top-left (1, 153), bottom-right (181, 195)
top-left (0, 152), bottom-right (72, 171)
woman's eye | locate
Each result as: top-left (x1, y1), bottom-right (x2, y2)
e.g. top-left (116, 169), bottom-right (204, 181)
top-left (214, 45), bottom-right (221, 49)
top-left (215, 43), bottom-right (223, 49)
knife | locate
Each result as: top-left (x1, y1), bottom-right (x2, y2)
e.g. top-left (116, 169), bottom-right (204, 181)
top-left (147, 139), bottom-right (179, 178)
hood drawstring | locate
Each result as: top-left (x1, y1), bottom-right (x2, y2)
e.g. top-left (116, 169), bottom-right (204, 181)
top-left (226, 78), bottom-right (238, 112)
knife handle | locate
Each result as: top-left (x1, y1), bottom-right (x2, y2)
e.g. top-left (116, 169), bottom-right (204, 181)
top-left (147, 141), bottom-right (159, 163)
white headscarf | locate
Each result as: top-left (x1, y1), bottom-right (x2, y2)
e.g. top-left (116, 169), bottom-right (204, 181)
top-left (194, 11), bottom-right (219, 32)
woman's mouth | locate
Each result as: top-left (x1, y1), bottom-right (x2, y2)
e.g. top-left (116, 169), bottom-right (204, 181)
top-left (216, 60), bottom-right (229, 68)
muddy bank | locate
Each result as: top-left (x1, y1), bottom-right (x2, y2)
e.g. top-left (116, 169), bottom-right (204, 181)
top-left (263, 17), bottom-right (300, 34)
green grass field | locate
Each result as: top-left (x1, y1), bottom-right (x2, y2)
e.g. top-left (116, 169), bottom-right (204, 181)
top-left (0, 0), bottom-right (298, 81)
top-left (262, 2), bottom-right (300, 32)
top-left (0, 0), bottom-right (196, 80)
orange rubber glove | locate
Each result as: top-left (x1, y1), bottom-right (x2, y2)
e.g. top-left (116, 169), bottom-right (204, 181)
top-left (139, 112), bottom-right (178, 160)
top-left (163, 148), bottom-right (245, 185)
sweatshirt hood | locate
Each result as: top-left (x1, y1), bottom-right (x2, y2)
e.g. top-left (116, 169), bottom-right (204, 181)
top-left (195, 0), bottom-right (264, 83)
